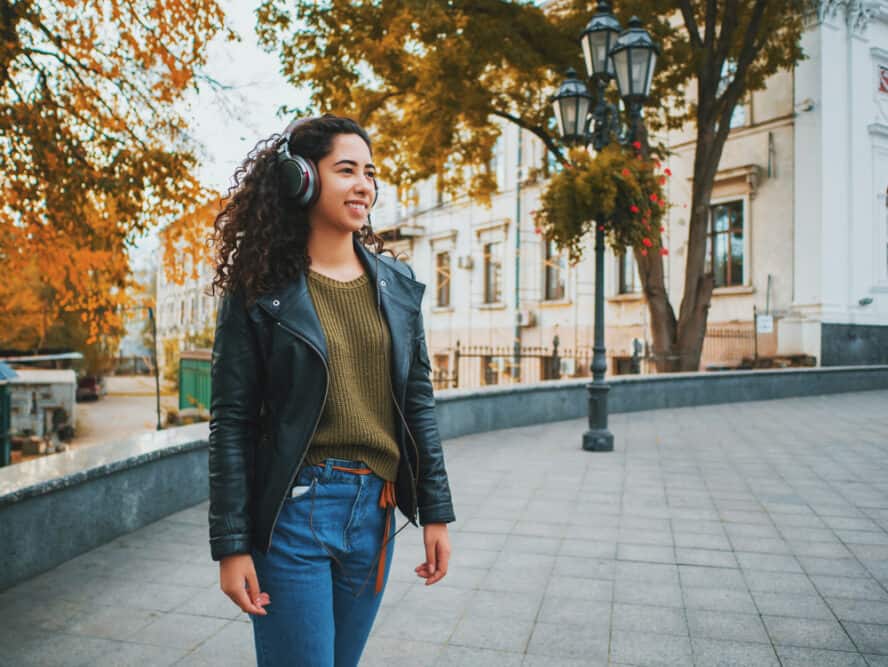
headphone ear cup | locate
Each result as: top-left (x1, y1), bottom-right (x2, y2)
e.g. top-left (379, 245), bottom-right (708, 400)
top-left (278, 151), bottom-right (320, 209)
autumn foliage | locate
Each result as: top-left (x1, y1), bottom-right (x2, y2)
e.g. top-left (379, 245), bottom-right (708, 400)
top-left (0, 0), bottom-right (229, 359)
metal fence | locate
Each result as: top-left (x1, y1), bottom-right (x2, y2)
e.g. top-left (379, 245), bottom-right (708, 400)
top-left (431, 338), bottom-right (595, 390)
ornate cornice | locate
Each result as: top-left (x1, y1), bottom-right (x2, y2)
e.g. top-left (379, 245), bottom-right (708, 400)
top-left (816, 0), bottom-right (880, 33)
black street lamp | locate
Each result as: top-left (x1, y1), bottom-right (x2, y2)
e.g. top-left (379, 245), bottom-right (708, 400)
top-left (551, 0), bottom-right (659, 452)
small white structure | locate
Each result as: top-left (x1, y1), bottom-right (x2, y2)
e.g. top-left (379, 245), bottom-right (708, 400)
top-left (8, 369), bottom-right (77, 438)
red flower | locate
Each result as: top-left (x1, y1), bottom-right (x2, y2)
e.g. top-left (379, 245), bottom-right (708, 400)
top-left (641, 248), bottom-right (648, 256)
top-left (621, 168), bottom-right (630, 177)
top-left (597, 224), bottom-right (605, 231)
top-left (660, 247), bottom-right (669, 256)
top-left (649, 193), bottom-right (658, 203)
top-left (654, 159), bottom-right (661, 168)
top-left (630, 204), bottom-right (640, 214)
top-left (664, 168), bottom-right (672, 176)
top-left (659, 226), bottom-right (665, 233)
top-left (534, 227), bottom-right (541, 235)
top-left (642, 237), bottom-right (653, 247)
top-left (632, 140), bottom-right (642, 150)
top-left (659, 176), bottom-right (667, 185)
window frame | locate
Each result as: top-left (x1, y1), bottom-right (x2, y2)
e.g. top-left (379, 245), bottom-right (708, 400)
top-left (543, 238), bottom-right (567, 301)
top-left (706, 196), bottom-right (749, 289)
top-left (618, 250), bottom-right (643, 295)
top-left (435, 250), bottom-right (451, 308)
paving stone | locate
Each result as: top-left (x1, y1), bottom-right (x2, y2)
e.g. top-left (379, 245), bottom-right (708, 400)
top-left (751, 591), bottom-right (835, 620)
top-left (133, 611), bottom-right (230, 651)
top-left (434, 645), bottom-right (524, 667)
top-left (776, 645), bottom-right (868, 667)
top-left (536, 594), bottom-right (609, 628)
top-left (674, 531), bottom-right (733, 550)
top-left (610, 629), bottom-right (693, 666)
top-left (612, 602), bottom-right (687, 635)
top-left (465, 590), bottom-right (544, 620)
top-left (525, 621), bottom-right (609, 661)
top-left (797, 556), bottom-right (872, 578)
top-left (449, 612), bottom-right (535, 653)
top-left (546, 575), bottom-right (613, 602)
top-left (360, 636), bottom-right (443, 667)
top-left (686, 608), bottom-right (770, 643)
top-left (683, 587), bottom-right (758, 614)
top-left (679, 564), bottom-right (747, 591)
top-left (690, 637), bottom-right (781, 666)
top-left (735, 552), bottom-right (803, 573)
top-left (811, 575), bottom-right (888, 601)
top-left (843, 622), bottom-right (888, 654)
top-left (675, 547), bottom-right (739, 568)
top-left (743, 570), bottom-right (817, 595)
top-left (613, 580), bottom-right (683, 608)
top-left (762, 615), bottom-right (856, 651)
top-left (617, 542), bottom-right (676, 564)
top-left (826, 598), bottom-right (888, 624)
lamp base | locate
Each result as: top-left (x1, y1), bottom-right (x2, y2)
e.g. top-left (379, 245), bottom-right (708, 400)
top-left (582, 428), bottom-right (614, 451)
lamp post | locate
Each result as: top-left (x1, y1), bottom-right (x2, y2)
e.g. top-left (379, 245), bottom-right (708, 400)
top-left (551, 0), bottom-right (659, 451)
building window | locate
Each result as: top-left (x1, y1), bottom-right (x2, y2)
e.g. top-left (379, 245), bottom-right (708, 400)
top-left (435, 251), bottom-right (451, 307)
top-left (619, 251), bottom-right (642, 294)
top-left (481, 355), bottom-right (499, 385)
top-left (544, 239), bottom-right (566, 301)
top-left (706, 200), bottom-right (744, 287)
top-left (483, 241), bottom-right (503, 304)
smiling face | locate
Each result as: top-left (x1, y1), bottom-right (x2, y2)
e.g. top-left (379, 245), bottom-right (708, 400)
top-left (307, 133), bottom-right (376, 234)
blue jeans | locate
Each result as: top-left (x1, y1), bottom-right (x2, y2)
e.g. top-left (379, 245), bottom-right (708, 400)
top-left (250, 458), bottom-right (397, 667)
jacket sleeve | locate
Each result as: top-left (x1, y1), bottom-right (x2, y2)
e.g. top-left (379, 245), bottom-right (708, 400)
top-left (207, 289), bottom-right (261, 561)
top-left (403, 264), bottom-right (456, 525)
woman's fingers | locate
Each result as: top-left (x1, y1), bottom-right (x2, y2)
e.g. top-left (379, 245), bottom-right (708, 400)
top-left (245, 571), bottom-right (269, 615)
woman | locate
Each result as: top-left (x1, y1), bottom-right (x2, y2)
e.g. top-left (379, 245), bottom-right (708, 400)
top-left (207, 113), bottom-right (455, 666)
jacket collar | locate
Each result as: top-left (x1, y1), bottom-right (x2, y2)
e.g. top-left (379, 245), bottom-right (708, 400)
top-left (254, 235), bottom-right (424, 368)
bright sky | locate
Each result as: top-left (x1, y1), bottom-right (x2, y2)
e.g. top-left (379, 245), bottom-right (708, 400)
top-left (129, 0), bottom-right (308, 269)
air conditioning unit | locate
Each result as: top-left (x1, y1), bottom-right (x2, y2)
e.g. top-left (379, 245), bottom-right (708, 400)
top-left (457, 255), bottom-right (474, 270)
top-left (516, 309), bottom-right (536, 327)
top-left (560, 357), bottom-right (576, 377)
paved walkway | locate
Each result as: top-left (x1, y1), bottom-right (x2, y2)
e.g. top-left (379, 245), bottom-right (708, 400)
top-left (2, 390), bottom-right (888, 666)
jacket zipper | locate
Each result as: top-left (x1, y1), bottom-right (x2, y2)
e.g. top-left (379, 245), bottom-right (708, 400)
top-left (263, 317), bottom-right (330, 552)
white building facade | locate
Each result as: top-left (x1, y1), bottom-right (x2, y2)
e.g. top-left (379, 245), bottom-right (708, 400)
top-left (786, 0), bottom-right (888, 364)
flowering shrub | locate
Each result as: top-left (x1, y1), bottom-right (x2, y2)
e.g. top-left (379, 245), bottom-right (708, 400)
top-left (531, 142), bottom-right (670, 264)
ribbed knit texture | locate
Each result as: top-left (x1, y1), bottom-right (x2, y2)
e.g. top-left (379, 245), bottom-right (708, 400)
top-left (302, 269), bottom-right (400, 482)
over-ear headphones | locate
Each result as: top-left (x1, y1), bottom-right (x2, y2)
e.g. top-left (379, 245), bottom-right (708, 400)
top-left (277, 116), bottom-right (379, 210)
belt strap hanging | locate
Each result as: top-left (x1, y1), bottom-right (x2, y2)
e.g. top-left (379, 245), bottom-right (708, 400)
top-left (327, 464), bottom-right (397, 595)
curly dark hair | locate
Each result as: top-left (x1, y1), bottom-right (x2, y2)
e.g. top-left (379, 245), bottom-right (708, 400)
top-left (209, 113), bottom-right (393, 304)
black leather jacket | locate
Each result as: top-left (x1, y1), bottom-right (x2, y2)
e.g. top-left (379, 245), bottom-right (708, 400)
top-left (208, 237), bottom-right (456, 561)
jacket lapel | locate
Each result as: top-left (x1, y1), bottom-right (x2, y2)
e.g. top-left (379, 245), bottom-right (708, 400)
top-left (254, 271), bottom-right (329, 361)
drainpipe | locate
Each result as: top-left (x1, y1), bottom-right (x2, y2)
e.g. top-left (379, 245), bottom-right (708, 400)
top-left (513, 128), bottom-right (523, 382)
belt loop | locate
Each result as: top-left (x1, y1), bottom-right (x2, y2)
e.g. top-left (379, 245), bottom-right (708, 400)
top-left (323, 459), bottom-right (333, 481)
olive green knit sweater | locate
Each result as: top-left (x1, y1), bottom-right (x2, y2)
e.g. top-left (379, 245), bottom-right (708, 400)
top-left (302, 269), bottom-right (400, 482)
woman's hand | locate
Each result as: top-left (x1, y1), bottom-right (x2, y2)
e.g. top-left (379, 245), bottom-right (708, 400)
top-left (220, 554), bottom-right (270, 615)
top-left (415, 523), bottom-right (451, 586)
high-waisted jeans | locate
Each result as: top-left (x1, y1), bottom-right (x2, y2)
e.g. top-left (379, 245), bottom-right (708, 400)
top-left (250, 458), bottom-right (398, 667)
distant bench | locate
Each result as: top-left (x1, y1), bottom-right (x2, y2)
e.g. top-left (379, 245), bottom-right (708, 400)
top-left (2, 365), bottom-right (887, 590)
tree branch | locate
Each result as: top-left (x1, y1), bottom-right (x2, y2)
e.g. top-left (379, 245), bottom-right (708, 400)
top-left (489, 108), bottom-right (567, 167)
top-left (677, 0), bottom-right (703, 49)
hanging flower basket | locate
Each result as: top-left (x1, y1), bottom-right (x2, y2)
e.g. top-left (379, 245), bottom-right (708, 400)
top-left (531, 142), bottom-right (671, 264)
